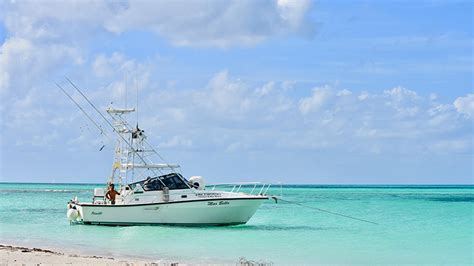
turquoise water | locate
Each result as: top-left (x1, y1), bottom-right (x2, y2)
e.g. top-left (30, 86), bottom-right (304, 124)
top-left (0, 183), bottom-right (472, 264)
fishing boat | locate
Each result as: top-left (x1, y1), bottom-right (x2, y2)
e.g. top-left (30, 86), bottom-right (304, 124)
top-left (60, 79), bottom-right (380, 227)
top-left (65, 104), bottom-right (271, 226)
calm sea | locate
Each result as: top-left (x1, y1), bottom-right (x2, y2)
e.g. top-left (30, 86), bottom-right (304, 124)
top-left (0, 183), bottom-right (472, 265)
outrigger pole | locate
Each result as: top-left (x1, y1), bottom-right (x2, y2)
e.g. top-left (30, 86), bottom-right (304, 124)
top-left (59, 78), bottom-right (164, 175)
top-left (64, 78), bottom-right (180, 175)
top-left (56, 82), bottom-right (109, 140)
top-left (65, 78), bottom-right (176, 173)
top-left (58, 78), bottom-right (191, 190)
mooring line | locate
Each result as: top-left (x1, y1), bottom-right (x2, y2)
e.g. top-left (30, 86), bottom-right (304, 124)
top-left (275, 197), bottom-right (379, 225)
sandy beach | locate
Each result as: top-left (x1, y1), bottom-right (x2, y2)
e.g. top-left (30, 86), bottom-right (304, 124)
top-left (0, 244), bottom-right (177, 266)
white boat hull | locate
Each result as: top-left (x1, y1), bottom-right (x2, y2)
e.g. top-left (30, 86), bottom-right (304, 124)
top-left (76, 197), bottom-right (267, 226)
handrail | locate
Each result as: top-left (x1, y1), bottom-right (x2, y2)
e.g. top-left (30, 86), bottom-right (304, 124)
top-left (249, 183), bottom-right (257, 194)
top-left (209, 182), bottom-right (273, 196)
top-left (263, 184), bottom-right (271, 195)
top-left (209, 182), bottom-right (263, 186)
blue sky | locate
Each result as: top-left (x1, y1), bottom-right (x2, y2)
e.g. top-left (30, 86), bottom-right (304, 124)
top-left (0, 0), bottom-right (472, 184)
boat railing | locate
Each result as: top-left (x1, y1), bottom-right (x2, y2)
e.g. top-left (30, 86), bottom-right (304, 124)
top-left (208, 182), bottom-right (272, 196)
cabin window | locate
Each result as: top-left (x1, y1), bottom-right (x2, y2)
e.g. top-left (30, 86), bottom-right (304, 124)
top-left (143, 178), bottom-right (164, 191)
top-left (129, 173), bottom-right (189, 191)
top-left (160, 173), bottom-right (189, 190)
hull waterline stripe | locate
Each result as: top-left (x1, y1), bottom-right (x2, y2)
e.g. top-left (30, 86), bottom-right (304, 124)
top-left (82, 221), bottom-right (247, 226)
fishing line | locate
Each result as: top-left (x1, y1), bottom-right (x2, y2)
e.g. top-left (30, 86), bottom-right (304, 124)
top-left (275, 197), bottom-right (379, 225)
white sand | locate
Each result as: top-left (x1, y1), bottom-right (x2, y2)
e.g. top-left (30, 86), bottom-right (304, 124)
top-left (0, 244), bottom-right (179, 266)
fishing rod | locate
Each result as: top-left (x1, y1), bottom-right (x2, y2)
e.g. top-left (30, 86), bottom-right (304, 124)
top-left (65, 78), bottom-right (118, 134)
top-left (56, 82), bottom-right (112, 144)
top-left (274, 197), bottom-right (379, 225)
top-left (62, 78), bottom-right (176, 183)
top-left (65, 78), bottom-right (178, 176)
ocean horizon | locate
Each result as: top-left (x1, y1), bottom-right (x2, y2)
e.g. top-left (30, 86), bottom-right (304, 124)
top-left (1, 182), bottom-right (472, 264)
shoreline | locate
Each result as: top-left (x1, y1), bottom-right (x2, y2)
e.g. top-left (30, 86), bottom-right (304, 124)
top-left (0, 244), bottom-right (178, 265)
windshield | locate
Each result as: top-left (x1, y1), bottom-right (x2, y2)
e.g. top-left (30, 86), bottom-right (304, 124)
top-left (129, 173), bottom-right (189, 191)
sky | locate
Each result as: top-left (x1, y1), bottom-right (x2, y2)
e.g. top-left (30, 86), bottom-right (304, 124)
top-left (0, 0), bottom-right (472, 184)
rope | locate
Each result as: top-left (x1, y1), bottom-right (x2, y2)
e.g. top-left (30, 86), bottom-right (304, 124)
top-left (276, 197), bottom-right (379, 225)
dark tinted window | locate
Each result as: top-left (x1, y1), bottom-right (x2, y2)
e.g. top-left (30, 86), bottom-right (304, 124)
top-left (160, 176), bottom-right (177, 189)
top-left (143, 178), bottom-right (164, 191)
top-left (129, 173), bottom-right (189, 191)
top-left (174, 173), bottom-right (190, 189)
top-left (160, 173), bottom-right (189, 190)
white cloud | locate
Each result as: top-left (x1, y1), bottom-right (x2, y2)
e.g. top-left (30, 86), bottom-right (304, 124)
top-left (255, 81), bottom-right (274, 97)
top-left (159, 135), bottom-right (193, 149)
top-left (133, 75), bottom-right (469, 156)
top-left (3, 0), bottom-right (313, 48)
top-left (281, 80), bottom-right (296, 91)
top-left (0, 38), bottom-right (471, 158)
top-left (454, 93), bottom-right (474, 118)
top-left (277, 0), bottom-right (312, 30)
top-left (0, 37), bottom-right (32, 94)
top-left (383, 86), bottom-right (421, 118)
top-left (89, 53), bottom-right (152, 105)
top-left (105, 0), bottom-right (314, 47)
top-left (226, 142), bottom-right (244, 152)
top-left (358, 91), bottom-right (369, 101)
top-left (429, 139), bottom-right (471, 154)
top-left (384, 86), bottom-right (419, 101)
top-left (336, 89), bottom-right (352, 97)
top-left (0, 37), bottom-right (83, 94)
top-left (93, 53), bottom-right (126, 78)
top-left (204, 70), bottom-right (250, 113)
top-left (299, 85), bottom-right (332, 114)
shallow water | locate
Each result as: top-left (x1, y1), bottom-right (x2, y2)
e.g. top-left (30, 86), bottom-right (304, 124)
top-left (0, 183), bottom-right (472, 264)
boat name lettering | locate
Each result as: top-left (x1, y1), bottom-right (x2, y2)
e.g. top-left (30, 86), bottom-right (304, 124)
top-left (207, 201), bottom-right (230, 206)
top-left (91, 211), bottom-right (102, 215)
top-left (196, 193), bottom-right (222, 198)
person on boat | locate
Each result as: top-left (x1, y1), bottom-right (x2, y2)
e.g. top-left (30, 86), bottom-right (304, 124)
top-left (105, 184), bottom-right (120, 205)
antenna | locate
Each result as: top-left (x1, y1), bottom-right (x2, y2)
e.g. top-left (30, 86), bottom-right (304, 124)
top-left (125, 76), bottom-right (128, 109)
top-left (135, 76), bottom-right (139, 127)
